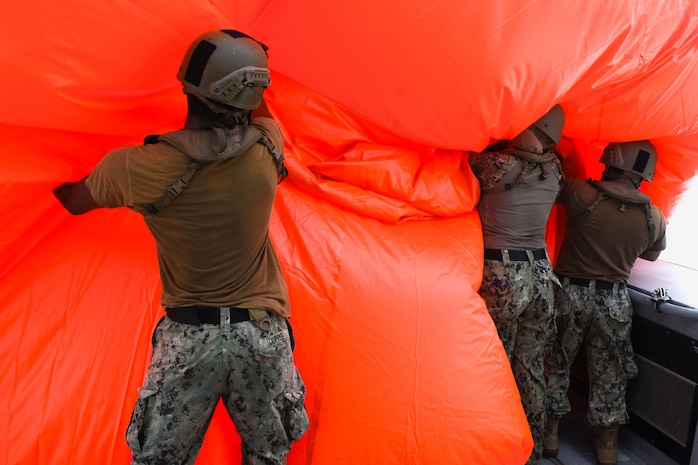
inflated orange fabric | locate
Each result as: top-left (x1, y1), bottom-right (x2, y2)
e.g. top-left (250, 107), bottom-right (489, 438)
top-left (1, 1), bottom-right (697, 464)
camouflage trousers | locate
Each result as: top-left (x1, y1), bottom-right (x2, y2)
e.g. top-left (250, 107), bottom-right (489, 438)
top-left (126, 309), bottom-right (309, 465)
top-left (479, 256), bottom-right (558, 465)
top-left (545, 281), bottom-right (638, 427)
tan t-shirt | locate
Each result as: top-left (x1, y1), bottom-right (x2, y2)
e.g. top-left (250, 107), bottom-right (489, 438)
top-left (85, 117), bottom-right (290, 316)
top-left (555, 177), bottom-right (667, 283)
top-left (469, 150), bottom-right (563, 250)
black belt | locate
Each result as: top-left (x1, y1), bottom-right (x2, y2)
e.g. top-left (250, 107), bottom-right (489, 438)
top-left (563, 277), bottom-right (626, 291)
top-left (166, 306), bottom-right (251, 325)
top-left (484, 248), bottom-right (547, 261)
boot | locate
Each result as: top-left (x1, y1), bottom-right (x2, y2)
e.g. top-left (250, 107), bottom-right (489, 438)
top-left (594, 425), bottom-right (619, 465)
top-left (542, 416), bottom-right (559, 457)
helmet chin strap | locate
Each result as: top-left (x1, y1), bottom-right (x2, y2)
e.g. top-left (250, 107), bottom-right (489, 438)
top-left (220, 107), bottom-right (251, 126)
top-left (185, 86), bottom-right (252, 127)
top-left (184, 84), bottom-right (240, 115)
top-left (203, 98), bottom-right (250, 125)
top-left (601, 168), bottom-right (642, 189)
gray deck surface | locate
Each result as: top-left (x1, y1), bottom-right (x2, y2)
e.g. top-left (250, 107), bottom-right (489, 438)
top-left (539, 388), bottom-right (680, 465)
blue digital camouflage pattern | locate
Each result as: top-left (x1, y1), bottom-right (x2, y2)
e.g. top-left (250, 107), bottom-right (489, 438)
top-left (126, 310), bottom-right (309, 465)
top-left (479, 256), bottom-right (559, 465)
top-left (546, 283), bottom-right (637, 427)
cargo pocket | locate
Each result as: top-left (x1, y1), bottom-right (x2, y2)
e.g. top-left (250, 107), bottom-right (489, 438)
top-left (607, 296), bottom-right (631, 324)
top-left (282, 376), bottom-right (310, 442)
top-left (605, 294), bottom-right (638, 380)
top-left (125, 375), bottom-right (161, 454)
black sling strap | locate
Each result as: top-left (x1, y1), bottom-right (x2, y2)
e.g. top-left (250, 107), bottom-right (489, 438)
top-left (143, 133), bottom-right (287, 214)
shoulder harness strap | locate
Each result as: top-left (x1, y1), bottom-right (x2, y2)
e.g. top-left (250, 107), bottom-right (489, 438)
top-left (573, 181), bottom-right (656, 243)
top-left (644, 203), bottom-right (656, 245)
top-left (258, 134), bottom-right (288, 183)
top-left (143, 133), bottom-right (287, 214)
top-left (146, 160), bottom-right (202, 214)
top-left (569, 188), bottom-right (608, 226)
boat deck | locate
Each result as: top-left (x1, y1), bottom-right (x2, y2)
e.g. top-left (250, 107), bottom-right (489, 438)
top-left (540, 386), bottom-right (680, 465)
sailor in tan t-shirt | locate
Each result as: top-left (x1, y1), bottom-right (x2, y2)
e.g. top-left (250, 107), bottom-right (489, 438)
top-left (544, 141), bottom-right (666, 465)
top-left (53, 29), bottom-right (309, 465)
top-left (469, 105), bottom-right (565, 465)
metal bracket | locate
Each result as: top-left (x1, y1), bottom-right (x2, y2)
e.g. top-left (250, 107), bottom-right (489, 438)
top-left (651, 287), bottom-right (671, 312)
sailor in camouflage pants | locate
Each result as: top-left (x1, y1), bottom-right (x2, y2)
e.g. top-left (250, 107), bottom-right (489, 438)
top-left (545, 280), bottom-right (637, 426)
top-left (126, 310), bottom-right (309, 465)
top-left (479, 254), bottom-right (558, 464)
top-left (469, 105), bottom-right (566, 464)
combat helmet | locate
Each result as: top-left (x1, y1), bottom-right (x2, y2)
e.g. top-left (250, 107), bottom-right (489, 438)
top-left (600, 140), bottom-right (657, 182)
top-left (532, 104), bottom-right (565, 145)
top-left (177, 30), bottom-right (270, 113)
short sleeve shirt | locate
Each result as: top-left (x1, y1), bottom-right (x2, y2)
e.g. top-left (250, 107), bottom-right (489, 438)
top-left (469, 150), bottom-right (563, 250)
top-left (554, 178), bottom-right (667, 283)
top-left (85, 117), bottom-right (291, 316)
